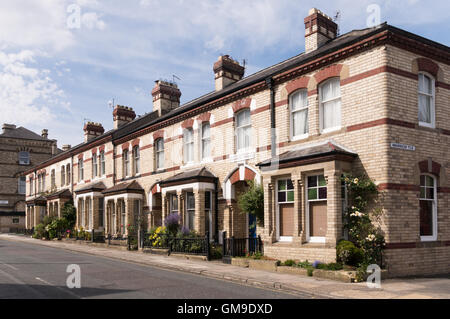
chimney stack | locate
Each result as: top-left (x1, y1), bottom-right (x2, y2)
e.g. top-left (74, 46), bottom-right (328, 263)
top-left (41, 129), bottom-right (48, 139)
top-left (304, 8), bottom-right (338, 53)
top-left (2, 123), bottom-right (16, 134)
top-left (151, 80), bottom-right (182, 117)
top-left (62, 145), bottom-right (71, 152)
top-left (213, 55), bottom-right (245, 91)
top-left (113, 105), bottom-right (136, 129)
top-left (83, 122), bottom-right (105, 143)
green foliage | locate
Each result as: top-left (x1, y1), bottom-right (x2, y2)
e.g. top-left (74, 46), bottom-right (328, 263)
top-left (33, 224), bottom-right (47, 239)
top-left (209, 244), bottom-right (223, 260)
top-left (316, 262), bottom-right (344, 271)
top-left (61, 201), bottom-right (76, 229)
top-left (297, 260), bottom-right (313, 269)
top-left (307, 268), bottom-right (314, 276)
top-left (245, 252), bottom-right (264, 260)
top-left (46, 218), bottom-right (68, 240)
top-left (237, 180), bottom-right (264, 226)
top-left (336, 240), bottom-right (364, 267)
top-left (283, 259), bottom-right (296, 267)
top-left (341, 174), bottom-right (386, 267)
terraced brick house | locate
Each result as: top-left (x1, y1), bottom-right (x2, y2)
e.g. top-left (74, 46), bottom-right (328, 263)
top-left (24, 8), bottom-right (450, 277)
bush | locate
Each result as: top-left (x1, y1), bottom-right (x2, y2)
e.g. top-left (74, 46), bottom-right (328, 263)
top-left (210, 245), bottom-right (223, 260)
top-left (61, 201), bottom-right (76, 229)
top-left (317, 262), bottom-right (344, 271)
top-left (307, 268), bottom-right (314, 276)
top-left (237, 180), bottom-right (264, 226)
top-left (33, 224), bottom-right (47, 239)
top-left (283, 259), bottom-right (296, 267)
top-left (297, 260), bottom-right (312, 269)
top-left (164, 213), bottom-right (181, 236)
top-left (337, 240), bottom-right (364, 267)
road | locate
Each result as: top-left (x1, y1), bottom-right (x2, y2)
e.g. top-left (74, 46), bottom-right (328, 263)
top-left (0, 239), bottom-right (311, 299)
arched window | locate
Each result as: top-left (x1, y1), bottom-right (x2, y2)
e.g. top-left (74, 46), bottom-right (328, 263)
top-left (201, 123), bottom-right (211, 160)
top-left (92, 153), bottom-right (98, 178)
top-left (155, 138), bottom-right (164, 170)
top-left (100, 151), bottom-right (106, 176)
top-left (51, 169), bottom-right (56, 189)
top-left (123, 149), bottom-right (130, 177)
top-left (66, 165), bottom-right (71, 186)
top-left (418, 72), bottom-right (435, 128)
top-left (61, 166), bottom-right (65, 186)
top-left (133, 146), bottom-right (140, 175)
top-left (183, 128), bottom-right (194, 164)
top-left (319, 78), bottom-right (341, 132)
top-left (290, 89), bottom-right (309, 139)
top-left (78, 159), bottom-right (84, 182)
top-left (19, 151), bottom-right (30, 165)
top-left (419, 175), bottom-right (437, 241)
top-left (235, 109), bottom-right (251, 152)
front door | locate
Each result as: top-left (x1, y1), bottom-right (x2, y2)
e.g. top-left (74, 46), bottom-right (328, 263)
top-left (248, 213), bottom-right (257, 238)
top-left (279, 203), bottom-right (294, 237)
top-left (309, 201), bottom-right (327, 237)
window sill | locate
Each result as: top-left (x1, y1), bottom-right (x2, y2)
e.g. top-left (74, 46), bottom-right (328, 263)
top-left (420, 236), bottom-right (437, 242)
top-left (321, 127), bottom-right (341, 134)
top-left (418, 122), bottom-right (435, 129)
top-left (291, 134), bottom-right (309, 142)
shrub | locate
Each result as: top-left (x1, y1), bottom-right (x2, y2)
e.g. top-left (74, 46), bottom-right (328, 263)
top-left (283, 259), bottom-right (296, 267)
top-left (33, 224), bottom-right (47, 239)
top-left (307, 268), bottom-right (314, 276)
top-left (312, 260), bottom-right (323, 269)
top-left (297, 260), bottom-right (312, 269)
top-left (237, 180), bottom-right (264, 226)
top-left (149, 226), bottom-right (168, 247)
top-left (164, 213), bottom-right (181, 236)
top-left (61, 201), bottom-right (76, 229)
top-left (210, 244), bottom-right (223, 260)
top-left (337, 240), bottom-right (364, 267)
top-left (317, 262), bottom-right (344, 271)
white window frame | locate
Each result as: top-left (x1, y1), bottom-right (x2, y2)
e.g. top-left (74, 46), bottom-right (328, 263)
top-left (290, 89), bottom-right (309, 141)
top-left (185, 192), bottom-right (195, 231)
top-left (78, 159), bottom-right (84, 182)
top-left (51, 170), bottom-right (55, 189)
top-left (235, 109), bottom-right (252, 153)
top-left (100, 151), bottom-right (106, 176)
top-left (419, 174), bottom-right (438, 242)
top-left (201, 123), bottom-right (211, 161)
top-left (133, 146), bottom-right (140, 175)
top-left (418, 72), bottom-right (436, 129)
top-left (319, 78), bottom-right (342, 134)
top-left (183, 128), bottom-right (194, 164)
top-left (305, 174), bottom-right (327, 243)
top-left (92, 153), bottom-right (98, 178)
top-left (276, 178), bottom-right (294, 243)
top-left (66, 165), bottom-right (71, 186)
top-left (61, 166), bottom-right (65, 186)
top-left (155, 138), bottom-right (164, 170)
top-left (123, 149), bottom-right (130, 177)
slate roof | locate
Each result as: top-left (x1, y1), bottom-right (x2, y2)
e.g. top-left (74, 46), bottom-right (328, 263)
top-left (159, 167), bottom-right (217, 186)
top-left (74, 182), bottom-right (106, 194)
top-left (257, 141), bottom-right (357, 167)
top-left (0, 126), bottom-right (49, 141)
top-left (46, 189), bottom-right (72, 199)
top-left (102, 181), bottom-right (144, 195)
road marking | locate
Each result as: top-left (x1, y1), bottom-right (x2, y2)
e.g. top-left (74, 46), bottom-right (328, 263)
top-left (0, 267), bottom-right (45, 298)
top-left (34, 277), bottom-right (82, 299)
top-left (0, 262), bottom-right (18, 271)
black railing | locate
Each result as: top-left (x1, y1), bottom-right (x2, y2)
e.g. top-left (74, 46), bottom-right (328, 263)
top-left (141, 230), bottom-right (211, 260)
top-left (222, 231), bottom-right (263, 257)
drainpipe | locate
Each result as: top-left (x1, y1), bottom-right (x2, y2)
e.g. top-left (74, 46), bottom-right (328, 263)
top-left (113, 145), bottom-right (117, 185)
top-left (214, 178), bottom-right (219, 243)
top-left (265, 77), bottom-right (276, 159)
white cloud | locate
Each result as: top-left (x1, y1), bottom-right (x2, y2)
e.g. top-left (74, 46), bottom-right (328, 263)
top-left (0, 50), bottom-right (70, 127)
top-left (82, 12), bottom-right (106, 30)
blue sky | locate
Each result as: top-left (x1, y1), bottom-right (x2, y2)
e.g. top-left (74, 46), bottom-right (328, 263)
top-left (1, 0), bottom-right (449, 147)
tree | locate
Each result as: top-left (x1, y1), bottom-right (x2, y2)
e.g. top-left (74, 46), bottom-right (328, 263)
top-left (237, 180), bottom-right (264, 226)
top-left (61, 200), bottom-right (76, 230)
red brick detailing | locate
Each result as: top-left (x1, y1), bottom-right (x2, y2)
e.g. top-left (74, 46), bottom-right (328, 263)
top-left (416, 57), bottom-right (439, 78)
top-left (438, 187), bottom-right (450, 193)
top-left (106, 174), bottom-right (114, 178)
top-left (78, 154), bottom-right (84, 160)
top-left (131, 139), bottom-right (140, 148)
top-left (122, 142), bottom-right (129, 151)
top-left (197, 112), bottom-right (211, 123)
top-left (141, 144), bottom-right (153, 151)
top-left (437, 81), bottom-right (450, 90)
top-left (308, 89), bottom-right (318, 96)
top-left (91, 148), bottom-right (97, 155)
top-left (166, 166), bottom-right (180, 172)
top-left (151, 184), bottom-right (160, 195)
top-left (347, 118), bottom-right (416, 132)
top-left (418, 160), bottom-right (441, 177)
top-left (99, 145), bottom-right (105, 152)
top-left (229, 170), bottom-right (240, 185)
top-left (165, 135), bottom-right (182, 143)
top-left (181, 118), bottom-right (194, 129)
top-left (211, 118), bottom-right (233, 128)
top-left (314, 64), bottom-right (343, 85)
top-left (244, 168), bottom-right (256, 181)
top-left (213, 155), bottom-right (229, 162)
top-left (153, 131), bottom-right (164, 141)
top-left (232, 98), bottom-right (252, 113)
top-left (286, 77), bottom-right (310, 95)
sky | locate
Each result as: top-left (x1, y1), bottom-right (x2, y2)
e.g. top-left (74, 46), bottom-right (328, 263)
top-left (1, 0), bottom-right (449, 147)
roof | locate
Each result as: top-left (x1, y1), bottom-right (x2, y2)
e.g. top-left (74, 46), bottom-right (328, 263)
top-left (74, 182), bottom-right (106, 194)
top-left (159, 167), bottom-right (217, 187)
top-left (26, 196), bottom-right (47, 205)
top-left (23, 23), bottom-right (450, 173)
top-left (102, 180), bottom-right (144, 195)
top-left (46, 189), bottom-right (73, 200)
top-left (0, 126), bottom-right (50, 141)
top-left (257, 140), bottom-right (357, 169)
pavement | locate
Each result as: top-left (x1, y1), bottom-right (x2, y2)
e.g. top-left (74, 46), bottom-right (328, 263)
top-left (1, 233), bottom-right (449, 299)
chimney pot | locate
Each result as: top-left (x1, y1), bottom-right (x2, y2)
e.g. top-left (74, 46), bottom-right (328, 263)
top-left (304, 8), bottom-right (338, 53)
top-left (2, 123), bottom-right (16, 134)
top-left (151, 81), bottom-right (182, 116)
top-left (62, 145), bottom-right (71, 152)
top-left (213, 55), bottom-right (245, 91)
top-left (41, 129), bottom-right (48, 139)
top-left (113, 105), bottom-right (136, 129)
top-left (83, 122), bottom-right (105, 142)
